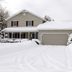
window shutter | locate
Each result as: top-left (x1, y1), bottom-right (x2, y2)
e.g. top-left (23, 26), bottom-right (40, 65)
top-left (17, 21), bottom-right (18, 26)
top-left (32, 21), bottom-right (34, 26)
top-left (11, 21), bottom-right (13, 27)
top-left (26, 21), bottom-right (28, 26)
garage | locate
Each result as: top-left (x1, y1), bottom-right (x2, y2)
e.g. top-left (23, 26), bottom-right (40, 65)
top-left (42, 34), bottom-right (68, 45)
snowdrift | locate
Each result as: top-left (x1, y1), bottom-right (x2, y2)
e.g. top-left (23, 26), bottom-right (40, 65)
top-left (0, 41), bottom-right (72, 72)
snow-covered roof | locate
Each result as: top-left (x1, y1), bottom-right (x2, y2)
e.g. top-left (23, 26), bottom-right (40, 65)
top-left (37, 21), bottom-right (72, 30)
top-left (6, 10), bottom-right (44, 21)
top-left (2, 27), bottom-right (38, 32)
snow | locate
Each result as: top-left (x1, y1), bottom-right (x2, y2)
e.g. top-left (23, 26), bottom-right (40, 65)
top-left (38, 21), bottom-right (72, 30)
top-left (0, 40), bottom-right (72, 72)
top-left (2, 27), bottom-right (38, 32)
top-left (32, 39), bottom-right (41, 44)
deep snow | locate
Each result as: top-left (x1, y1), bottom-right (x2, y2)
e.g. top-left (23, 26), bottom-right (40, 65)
top-left (0, 41), bottom-right (72, 72)
top-left (2, 27), bottom-right (38, 32)
top-left (38, 21), bottom-right (72, 30)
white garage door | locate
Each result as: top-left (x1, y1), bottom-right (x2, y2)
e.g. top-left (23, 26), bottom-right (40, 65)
top-left (42, 34), bottom-right (68, 45)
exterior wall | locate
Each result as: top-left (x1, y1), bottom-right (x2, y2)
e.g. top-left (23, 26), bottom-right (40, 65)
top-left (38, 30), bottom-right (72, 45)
top-left (7, 12), bottom-right (43, 27)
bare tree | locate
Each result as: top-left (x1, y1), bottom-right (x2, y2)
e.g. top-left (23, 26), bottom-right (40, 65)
top-left (0, 5), bottom-right (9, 30)
top-left (44, 15), bottom-right (54, 22)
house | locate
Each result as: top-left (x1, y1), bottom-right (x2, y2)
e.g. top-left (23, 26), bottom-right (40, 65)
top-left (38, 21), bottom-right (72, 45)
top-left (2, 10), bottom-right (72, 45)
top-left (2, 10), bottom-right (45, 39)
top-left (3, 21), bottom-right (72, 45)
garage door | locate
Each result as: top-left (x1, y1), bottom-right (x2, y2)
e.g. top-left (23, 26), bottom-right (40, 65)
top-left (42, 34), bottom-right (68, 45)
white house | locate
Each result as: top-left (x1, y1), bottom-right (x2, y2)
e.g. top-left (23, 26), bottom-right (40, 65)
top-left (2, 10), bottom-right (72, 45)
top-left (2, 10), bottom-right (45, 40)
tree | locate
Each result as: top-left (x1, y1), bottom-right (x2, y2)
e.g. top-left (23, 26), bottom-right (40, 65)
top-left (44, 15), bottom-right (54, 22)
top-left (0, 5), bottom-right (9, 30)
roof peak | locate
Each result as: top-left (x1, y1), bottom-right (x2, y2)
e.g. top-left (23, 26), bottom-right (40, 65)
top-left (6, 9), bottom-right (44, 21)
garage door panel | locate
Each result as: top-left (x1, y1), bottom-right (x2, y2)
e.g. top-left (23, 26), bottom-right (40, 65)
top-left (42, 34), bottom-right (68, 45)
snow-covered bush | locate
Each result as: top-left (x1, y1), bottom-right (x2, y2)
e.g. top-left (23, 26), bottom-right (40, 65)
top-left (44, 15), bottom-right (54, 22)
top-left (0, 38), bottom-right (10, 43)
top-left (67, 34), bottom-right (72, 45)
top-left (0, 38), bottom-right (20, 43)
top-left (20, 39), bottom-right (29, 42)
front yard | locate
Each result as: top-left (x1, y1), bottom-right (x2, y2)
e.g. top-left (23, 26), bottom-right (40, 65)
top-left (0, 40), bottom-right (72, 72)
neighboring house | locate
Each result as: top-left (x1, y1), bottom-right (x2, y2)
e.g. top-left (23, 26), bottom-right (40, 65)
top-left (38, 21), bottom-right (72, 45)
top-left (2, 10), bottom-right (45, 39)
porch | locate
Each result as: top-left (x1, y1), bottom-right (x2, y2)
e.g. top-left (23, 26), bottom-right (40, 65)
top-left (2, 27), bottom-right (38, 39)
top-left (4, 32), bottom-right (38, 39)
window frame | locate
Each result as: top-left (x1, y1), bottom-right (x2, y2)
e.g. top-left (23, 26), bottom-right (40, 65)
top-left (26, 21), bottom-right (34, 27)
top-left (11, 21), bottom-right (19, 27)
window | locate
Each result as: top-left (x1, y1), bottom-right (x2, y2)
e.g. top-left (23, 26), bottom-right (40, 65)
top-left (26, 21), bottom-right (34, 26)
top-left (30, 32), bottom-right (38, 39)
top-left (36, 32), bottom-right (38, 39)
top-left (21, 33), bottom-right (25, 38)
top-left (21, 32), bottom-right (28, 38)
top-left (13, 33), bottom-right (19, 38)
top-left (11, 21), bottom-right (18, 27)
top-left (9, 33), bottom-right (12, 38)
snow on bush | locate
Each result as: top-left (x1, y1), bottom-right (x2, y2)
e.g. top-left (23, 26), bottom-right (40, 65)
top-left (67, 33), bottom-right (72, 45)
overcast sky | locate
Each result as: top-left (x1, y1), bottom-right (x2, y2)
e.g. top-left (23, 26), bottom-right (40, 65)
top-left (0, 0), bottom-right (72, 21)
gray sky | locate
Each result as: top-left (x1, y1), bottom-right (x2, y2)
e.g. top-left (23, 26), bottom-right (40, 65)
top-left (0, 0), bottom-right (72, 21)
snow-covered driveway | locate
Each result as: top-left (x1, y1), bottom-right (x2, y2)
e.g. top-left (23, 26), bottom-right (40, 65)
top-left (0, 41), bottom-right (72, 72)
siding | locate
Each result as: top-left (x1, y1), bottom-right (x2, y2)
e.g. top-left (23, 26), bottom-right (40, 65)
top-left (7, 12), bottom-right (43, 27)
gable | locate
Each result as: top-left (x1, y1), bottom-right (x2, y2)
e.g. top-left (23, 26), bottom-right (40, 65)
top-left (6, 10), bottom-right (44, 27)
top-left (6, 10), bottom-right (44, 21)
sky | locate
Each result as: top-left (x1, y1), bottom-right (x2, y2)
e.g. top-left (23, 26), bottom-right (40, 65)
top-left (0, 0), bottom-right (72, 21)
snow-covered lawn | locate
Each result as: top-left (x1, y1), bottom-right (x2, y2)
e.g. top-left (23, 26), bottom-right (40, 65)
top-left (0, 40), bottom-right (72, 72)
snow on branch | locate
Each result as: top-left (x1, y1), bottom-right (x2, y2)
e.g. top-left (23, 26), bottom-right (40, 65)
top-left (44, 15), bottom-right (54, 22)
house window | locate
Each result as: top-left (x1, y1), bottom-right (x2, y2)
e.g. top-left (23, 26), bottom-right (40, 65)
top-left (21, 33), bottom-right (25, 38)
top-left (26, 21), bottom-right (34, 26)
top-left (9, 33), bottom-right (12, 38)
top-left (31, 32), bottom-right (38, 39)
top-left (13, 33), bottom-right (20, 38)
top-left (21, 32), bottom-right (28, 38)
top-left (11, 21), bottom-right (18, 27)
